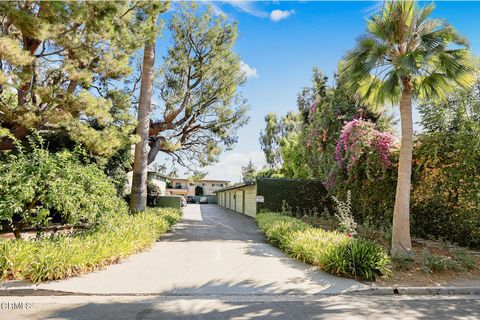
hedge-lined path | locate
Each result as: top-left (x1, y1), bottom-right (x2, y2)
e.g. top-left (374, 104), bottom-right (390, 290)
top-left (0, 204), bottom-right (366, 295)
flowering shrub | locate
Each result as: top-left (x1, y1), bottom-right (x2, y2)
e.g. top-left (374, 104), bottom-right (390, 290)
top-left (335, 119), bottom-right (397, 176)
top-left (328, 119), bottom-right (399, 226)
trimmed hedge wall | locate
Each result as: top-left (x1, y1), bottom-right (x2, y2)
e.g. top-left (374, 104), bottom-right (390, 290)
top-left (156, 196), bottom-right (181, 210)
top-left (256, 178), bottom-right (328, 214)
top-left (194, 195), bottom-right (217, 204)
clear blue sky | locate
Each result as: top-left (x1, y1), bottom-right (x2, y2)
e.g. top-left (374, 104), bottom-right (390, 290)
top-left (153, 1), bottom-right (480, 182)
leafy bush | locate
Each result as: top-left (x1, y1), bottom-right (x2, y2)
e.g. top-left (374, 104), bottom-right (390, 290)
top-left (150, 207), bottom-right (182, 226)
top-left (0, 208), bottom-right (182, 283)
top-left (411, 87), bottom-right (480, 248)
top-left (320, 238), bottom-right (392, 281)
top-left (0, 137), bottom-right (126, 236)
top-left (421, 250), bottom-right (460, 274)
top-left (147, 182), bottom-right (162, 207)
top-left (256, 212), bottom-right (391, 281)
top-left (421, 249), bottom-right (477, 274)
top-left (329, 119), bottom-right (399, 228)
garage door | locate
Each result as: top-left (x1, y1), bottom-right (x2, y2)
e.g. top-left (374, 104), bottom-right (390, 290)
top-left (235, 190), bottom-right (244, 213)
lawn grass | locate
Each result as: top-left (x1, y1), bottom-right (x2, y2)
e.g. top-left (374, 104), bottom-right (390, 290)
top-left (0, 207), bottom-right (182, 283)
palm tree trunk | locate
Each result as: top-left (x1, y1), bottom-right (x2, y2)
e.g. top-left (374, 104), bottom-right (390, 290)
top-left (391, 81), bottom-right (414, 259)
top-left (130, 40), bottom-right (156, 212)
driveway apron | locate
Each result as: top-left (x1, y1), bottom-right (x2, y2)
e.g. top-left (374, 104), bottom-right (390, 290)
top-left (1, 204), bottom-right (367, 295)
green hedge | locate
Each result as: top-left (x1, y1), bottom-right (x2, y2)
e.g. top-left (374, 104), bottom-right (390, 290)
top-left (0, 207), bottom-right (182, 283)
top-left (256, 178), bottom-right (328, 214)
top-left (256, 212), bottom-right (391, 281)
top-left (0, 146), bottom-right (126, 233)
top-left (156, 196), bottom-right (182, 210)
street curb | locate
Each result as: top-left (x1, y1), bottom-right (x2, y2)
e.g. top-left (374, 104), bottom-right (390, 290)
top-left (1, 287), bottom-right (480, 297)
top-left (349, 286), bottom-right (480, 295)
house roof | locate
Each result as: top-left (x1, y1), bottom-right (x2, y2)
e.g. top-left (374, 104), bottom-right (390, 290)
top-left (147, 171), bottom-right (171, 180)
top-left (170, 178), bottom-right (230, 183)
top-left (213, 181), bottom-right (255, 193)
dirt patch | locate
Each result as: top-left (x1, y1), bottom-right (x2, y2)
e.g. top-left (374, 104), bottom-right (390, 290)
top-left (373, 239), bottom-right (480, 287)
top-left (303, 215), bottom-right (480, 287)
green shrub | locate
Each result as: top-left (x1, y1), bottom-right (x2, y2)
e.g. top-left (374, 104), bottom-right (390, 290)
top-left (147, 182), bottom-right (162, 207)
top-left (411, 86), bottom-right (480, 249)
top-left (148, 207), bottom-right (182, 226)
top-left (256, 212), bottom-right (391, 281)
top-left (0, 208), bottom-right (182, 283)
top-left (453, 251), bottom-right (476, 271)
top-left (0, 138), bottom-right (126, 235)
top-left (256, 212), bottom-right (309, 251)
top-left (319, 238), bottom-right (391, 280)
top-left (289, 228), bottom-right (346, 263)
top-left (421, 249), bottom-right (460, 274)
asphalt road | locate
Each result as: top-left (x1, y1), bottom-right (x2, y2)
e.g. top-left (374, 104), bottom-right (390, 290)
top-left (1, 205), bottom-right (478, 319)
top-left (0, 294), bottom-right (479, 320)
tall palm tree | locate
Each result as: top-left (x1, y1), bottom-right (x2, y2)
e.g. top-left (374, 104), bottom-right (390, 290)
top-left (344, 1), bottom-right (477, 258)
top-left (129, 2), bottom-right (169, 212)
top-left (130, 39), bottom-right (156, 212)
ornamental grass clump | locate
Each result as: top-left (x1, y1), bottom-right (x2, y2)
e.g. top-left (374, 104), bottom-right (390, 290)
top-left (0, 208), bottom-right (182, 283)
top-left (256, 212), bottom-right (309, 252)
top-left (256, 212), bottom-right (391, 281)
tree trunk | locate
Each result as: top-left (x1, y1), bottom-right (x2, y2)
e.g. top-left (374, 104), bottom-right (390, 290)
top-left (130, 40), bottom-right (156, 212)
top-left (391, 81), bottom-right (414, 259)
top-left (147, 136), bottom-right (165, 165)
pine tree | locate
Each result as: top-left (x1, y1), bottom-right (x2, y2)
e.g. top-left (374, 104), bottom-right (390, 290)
top-left (0, 1), bottom-right (145, 157)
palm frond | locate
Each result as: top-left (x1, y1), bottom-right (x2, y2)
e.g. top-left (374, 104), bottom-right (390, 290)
top-left (416, 2), bottom-right (435, 27)
top-left (343, 0), bottom-right (477, 108)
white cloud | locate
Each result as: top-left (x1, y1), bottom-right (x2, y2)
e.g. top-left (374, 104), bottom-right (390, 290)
top-left (205, 1), bottom-right (227, 17)
top-left (240, 61), bottom-right (258, 79)
top-left (224, 1), bottom-right (269, 18)
top-left (203, 151), bottom-right (266, 183)
top-left (270, 9), bottom-right (295, 22)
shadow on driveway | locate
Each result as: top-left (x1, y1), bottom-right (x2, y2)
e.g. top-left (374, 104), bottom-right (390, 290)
top-left (162, 204), bottom-right (265, 243)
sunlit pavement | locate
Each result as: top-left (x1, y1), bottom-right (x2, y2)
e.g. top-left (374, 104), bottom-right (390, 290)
top-left (1, 294), bottom-right (479, 319)
top-left (1, 204), bottom-right (364, 295)
top-left (3, 205), bottom-right (478, 319)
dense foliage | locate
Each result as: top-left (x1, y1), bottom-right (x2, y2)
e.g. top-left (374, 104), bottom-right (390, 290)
top-left (256, 178), bottom-right (328, 214)
top-left (241, 160), bottom-right (257, 182)
top-left (0, 1), bottom-right (146, 157)
top-left (0, 207), bottom-right (182, 283)
top-left (259, 67), bottom-right (397, 227)
top-left (256, 212), bottom-right (391, 281)
top-left (0, 136), bottom-right (125, 236)
top-left (147, 4), bottom-right (249, 169)
top-left (260, 50), bottom-right (480, 250)
top-left (411, 83), bottom-right (480, 248)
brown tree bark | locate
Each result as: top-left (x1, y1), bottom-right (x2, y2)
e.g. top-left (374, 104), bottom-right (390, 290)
top-left (130, 39), bottom-right (156, 212)
top-left (391, 79), bottom-right (414, 259)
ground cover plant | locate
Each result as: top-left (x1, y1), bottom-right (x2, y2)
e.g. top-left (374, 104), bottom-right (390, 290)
top-left (256, 212), bottom-right (391, 281)
top-left (304, 212), bottom-right (480, 286)
top-left (0, 207), bottom-right (181, 283)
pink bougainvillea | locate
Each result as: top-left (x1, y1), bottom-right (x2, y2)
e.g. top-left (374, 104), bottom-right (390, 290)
top-left (335, 119), bottom-right (398, 175)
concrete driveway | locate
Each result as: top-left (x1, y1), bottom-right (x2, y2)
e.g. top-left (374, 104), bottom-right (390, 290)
top-left (1, 204), bottom-right (366, 295)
